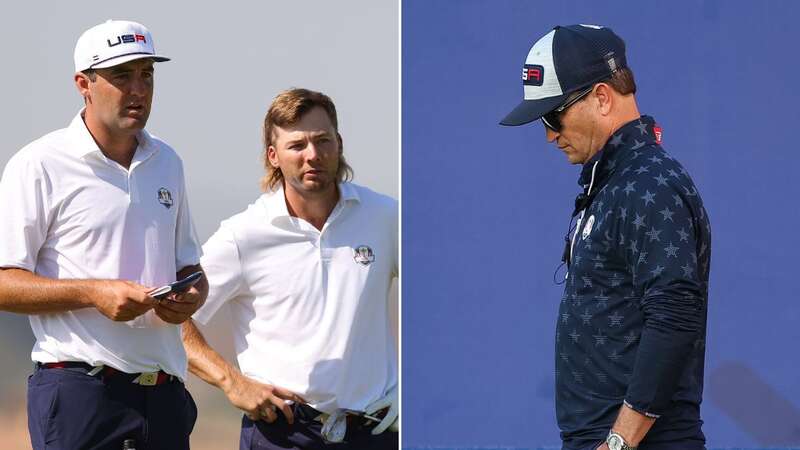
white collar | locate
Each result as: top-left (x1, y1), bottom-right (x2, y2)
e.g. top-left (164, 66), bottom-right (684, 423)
top-left (66, 108), bottom-right (157, 163)
top-left (262, 182), bottom-right (361, 224)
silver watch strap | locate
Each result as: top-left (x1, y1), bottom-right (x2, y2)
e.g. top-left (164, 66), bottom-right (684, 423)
top-left (606, 431), bottom-right (637, 450)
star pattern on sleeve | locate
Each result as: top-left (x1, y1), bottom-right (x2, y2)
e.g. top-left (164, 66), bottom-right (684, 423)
top-left (681, 262), bottom-right (695, 277)
top-left (641, 190), bottom-right (656, 206)
top-left (637, 251), bottom-right (648, 265)
top-left (664, 242), bottom-right (679, 258)
top-left (608, 311), bottom-right (624, 327)
top-left (632, 214), bottom-right (646, 230)
top-left (627, 239), bottom-right (639, 254)
top-left (596, 290), bottom-right (609, 310)
top-left (658, 207), bottom-right (675, 222)
top-left (654, 173), bottom-right (669, 186)
top-left (593, 330), bottom-right (609, 346)
top-left (650, 265), bottom-right (665, 277)
top-left (645, 227), bottom-right (662, 242)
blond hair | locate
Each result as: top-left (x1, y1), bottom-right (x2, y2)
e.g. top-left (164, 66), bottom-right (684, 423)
top-left (261, 88), bottom-right (353, 191)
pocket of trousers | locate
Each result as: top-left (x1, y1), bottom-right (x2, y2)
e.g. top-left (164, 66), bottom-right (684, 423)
top-left (27, 372), bottom-right (60, 446)
top-left (36, 368), bottom-right (117, 448)
top-left (183, 386), bottom-right (198, 436)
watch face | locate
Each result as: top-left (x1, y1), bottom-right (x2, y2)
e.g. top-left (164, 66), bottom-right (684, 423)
top-left (607, 434), bottom-right (623, 450)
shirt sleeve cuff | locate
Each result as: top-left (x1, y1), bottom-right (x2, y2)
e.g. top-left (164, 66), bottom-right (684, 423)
top-left (0, 261), bottom-right (36, 272)
top-left (623, 399), bottom-right (661, 419)
top-left (175, 253), bottom-right (202, 273)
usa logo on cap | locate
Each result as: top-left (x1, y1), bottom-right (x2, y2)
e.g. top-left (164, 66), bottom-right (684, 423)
top-left (522, 64), bottom-right (544, 86)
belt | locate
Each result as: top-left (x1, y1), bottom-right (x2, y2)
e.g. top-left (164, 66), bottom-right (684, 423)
top-left (296, 403), bottom-right (386, 430)
top-left (37, 362), bottom-right (177, 386)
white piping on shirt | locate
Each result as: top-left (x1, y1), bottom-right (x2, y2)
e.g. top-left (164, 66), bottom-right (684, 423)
top-left (568, 160), bottom-right (600, 277)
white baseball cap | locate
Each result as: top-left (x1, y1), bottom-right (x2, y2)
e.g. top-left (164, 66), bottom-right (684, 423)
top-left (74, 20), bottom-right (170, 73)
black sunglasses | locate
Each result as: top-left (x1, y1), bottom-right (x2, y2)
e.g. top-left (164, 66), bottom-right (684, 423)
top-left (541, 85), bottom-right (595, 132)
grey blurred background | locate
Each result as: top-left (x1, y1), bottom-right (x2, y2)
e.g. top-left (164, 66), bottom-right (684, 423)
top-left (0, 1), bottom-right (398, 448)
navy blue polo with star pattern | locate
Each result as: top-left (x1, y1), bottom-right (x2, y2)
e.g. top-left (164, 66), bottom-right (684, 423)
top-left (556, 116), bottom-right (710, 448)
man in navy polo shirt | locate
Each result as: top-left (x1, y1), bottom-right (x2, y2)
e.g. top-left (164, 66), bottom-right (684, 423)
top-left (0, 20), bottom-right (207, 450)
top-left (501, 25), bottom-right (711, 450)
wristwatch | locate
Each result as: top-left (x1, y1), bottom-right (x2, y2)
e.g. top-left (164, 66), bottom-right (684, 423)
top-left (606, 431), bottom-right (637, 450)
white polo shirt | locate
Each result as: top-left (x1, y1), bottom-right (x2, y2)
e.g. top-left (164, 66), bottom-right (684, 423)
top-left (0, 111), bottom-right (201, 378)
top-left (194, 183), bottom-right (398, 414)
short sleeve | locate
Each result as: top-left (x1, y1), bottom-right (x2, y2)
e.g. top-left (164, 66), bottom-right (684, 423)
top-left (0, 152), bottom-right (51, 271)
top-left (192, 223), bottom-right (244, 325)
top-left (174, 167), bottom-right (202, 271)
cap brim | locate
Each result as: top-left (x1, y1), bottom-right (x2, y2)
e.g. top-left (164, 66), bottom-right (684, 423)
top-left (90, 53), bottom-right (170, 70)
top-left (499, 95), bottom-right (566, 127)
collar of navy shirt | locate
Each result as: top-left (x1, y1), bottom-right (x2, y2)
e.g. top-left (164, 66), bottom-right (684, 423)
top-left (559, 115), bottom-right (661, 274)
top-left (571, 115), bottom-right (660, 217)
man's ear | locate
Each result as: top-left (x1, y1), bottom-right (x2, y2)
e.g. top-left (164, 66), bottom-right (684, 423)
top-left (594, 83), bottom-right (613, 116)
top-left (267, 145), bottom-right (280, 168)
top-left (75, 73), bottom-right (91, 103)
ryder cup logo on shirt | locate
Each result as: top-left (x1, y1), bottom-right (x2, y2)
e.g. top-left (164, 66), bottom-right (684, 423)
top-left (157, 188), bottom-right (173, 209)
top-left (582, 215), bottom-right (595, 240)
top-left (353, 245), bottom-right (375, 266)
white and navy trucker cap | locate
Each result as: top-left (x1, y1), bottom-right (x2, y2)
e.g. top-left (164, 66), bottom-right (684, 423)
top-left (500, 24), bottom-right (627, 126)
top-left (74, 20), bottom-right (170, 73)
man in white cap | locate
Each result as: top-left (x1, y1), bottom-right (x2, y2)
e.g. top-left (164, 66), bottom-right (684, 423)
top-left (0, 20), bottom-right (207, 450)
top-left (182, 88), bottom-right (399, 449)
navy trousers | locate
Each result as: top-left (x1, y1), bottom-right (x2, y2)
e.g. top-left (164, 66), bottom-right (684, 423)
top-left (239, 403), bottom-right (398, 450)
top-left (27, 365), bottom-right (197, 450)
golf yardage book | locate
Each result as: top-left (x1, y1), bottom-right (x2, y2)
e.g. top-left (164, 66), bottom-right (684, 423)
top-left (148, 271), bottom-right (203, 300)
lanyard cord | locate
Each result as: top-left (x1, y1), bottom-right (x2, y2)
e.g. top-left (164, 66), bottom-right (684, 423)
top-left (554, 160), bottom-right (600, 285)
top-left (570, 160), bottom-right (599, 260)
